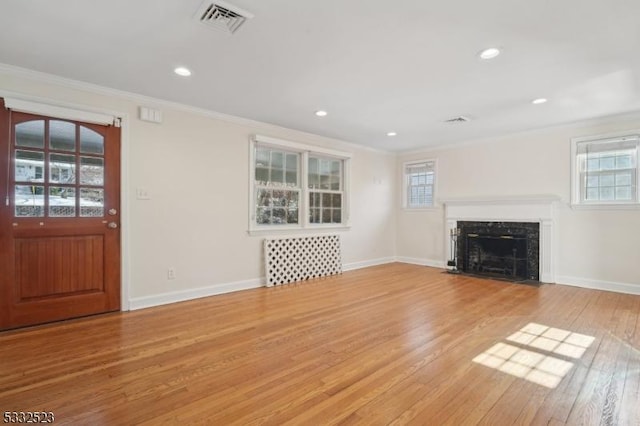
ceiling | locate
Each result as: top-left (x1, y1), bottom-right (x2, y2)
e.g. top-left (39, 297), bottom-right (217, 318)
top-left (1, 0), bottom-right (639, 152)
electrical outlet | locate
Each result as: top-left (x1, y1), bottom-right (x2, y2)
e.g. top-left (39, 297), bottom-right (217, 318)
top-left (167, 268), bottom-right (176, 280)
top-left (136, 187), bottom-right (151, 200)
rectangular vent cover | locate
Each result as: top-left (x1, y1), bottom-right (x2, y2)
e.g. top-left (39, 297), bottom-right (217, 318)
top-left (197, 1), bottom-right (253, 34)
top-left (264, 235), bottom-right (342, 286)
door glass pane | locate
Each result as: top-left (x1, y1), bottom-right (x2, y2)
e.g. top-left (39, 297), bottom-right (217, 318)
top-left (50, 154), bottom-right (76, 184)
top-left (15, 185), bottom-right (44, 217)
top-left (49, 120), bottom-right (76, 152)
top-left (80, 157), bottom-right (104, 185)
top-left (15, 150), bottom-right (44, 182)
top-left (80, 126), bottom-right (104, 154)
top-left (15, 120), bottom-right (45, 148)
top-left (49, 187), bottom-right (76, 217)
top-left (80, 188), bottom-right (104, 217)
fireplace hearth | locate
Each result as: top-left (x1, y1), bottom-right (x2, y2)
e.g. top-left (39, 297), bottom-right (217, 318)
top-left (456, 221), bottom-right (540, 282)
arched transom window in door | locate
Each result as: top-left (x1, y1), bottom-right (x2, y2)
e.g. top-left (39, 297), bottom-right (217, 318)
top-left (13, 118), bottom-right (106, 218)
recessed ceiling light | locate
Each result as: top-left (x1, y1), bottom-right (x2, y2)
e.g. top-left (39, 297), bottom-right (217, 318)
top-left (315, 110), bottom-right (328, 117)
top-left (479, 48), bottom-right (501, 60)
top-left (386, 132), bottom-right (397, 137)
top-left (532, 98), bottom-right (548, 105)
top-left (174, 67), bottom-right (192, 77)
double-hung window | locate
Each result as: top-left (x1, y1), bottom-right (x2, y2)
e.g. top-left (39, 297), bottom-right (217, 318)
top-left (403, 160), bottom-right (437, 209)
top-left (571, 133), bottom-right (639, 207)
top-left (250, 135), bottom-right (351, 232)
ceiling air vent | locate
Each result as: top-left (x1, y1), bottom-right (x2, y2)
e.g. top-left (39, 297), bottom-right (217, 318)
top-left (443, 116), bottom-right (471, 124)
top-left (196, 0), bottom-right (254, 34)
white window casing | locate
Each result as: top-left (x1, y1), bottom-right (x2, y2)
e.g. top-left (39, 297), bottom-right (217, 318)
top-left (249, 135), bottom-right (351, 234)
top-left (403, 159), bottom-right (437, 209)
top-left (571, 132), bottom-right (640, 209)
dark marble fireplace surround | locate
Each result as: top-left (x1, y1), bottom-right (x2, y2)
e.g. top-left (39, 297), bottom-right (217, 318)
top-left (456, 221), bottom-right (540, 282)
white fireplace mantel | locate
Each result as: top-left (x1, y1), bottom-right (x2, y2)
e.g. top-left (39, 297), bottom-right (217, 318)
top-left (442, 195), bottom-right (560, 283)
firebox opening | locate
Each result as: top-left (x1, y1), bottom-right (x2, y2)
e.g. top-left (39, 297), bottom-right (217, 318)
top-left (456, 221), bottom-right (540, 283)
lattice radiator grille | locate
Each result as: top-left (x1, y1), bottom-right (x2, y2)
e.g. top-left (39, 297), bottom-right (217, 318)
top-left (264, 235), bottom-right (342, 286)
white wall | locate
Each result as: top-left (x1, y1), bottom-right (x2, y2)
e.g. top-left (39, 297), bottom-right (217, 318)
top-left (0, 68), bottom-right (397, 308)
top-left (397, 114), bottom-right (640, 293)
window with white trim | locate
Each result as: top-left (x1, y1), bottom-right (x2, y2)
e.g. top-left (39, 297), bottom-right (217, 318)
top-left (572, 134), bottom-right (639, 206)
top-left (403, 160), bottom-right (436, 208)
top-left (308, 156), bottom-right (343, 224)
top-left (250, 135), bottom-right (351, 232)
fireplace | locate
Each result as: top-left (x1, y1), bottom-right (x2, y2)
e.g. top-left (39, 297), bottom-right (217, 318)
top-left (443, 195), bottom-right (559, 283)
top-left (456, 221), bottom-right (540, 281)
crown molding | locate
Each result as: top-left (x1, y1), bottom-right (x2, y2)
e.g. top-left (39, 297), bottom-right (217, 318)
top-left (0, 63), bottom-right (392, 156)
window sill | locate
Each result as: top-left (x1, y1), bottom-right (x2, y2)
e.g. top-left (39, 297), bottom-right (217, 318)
top-left (248, 224), bottom-right (351, 237)
top-left (570, 203), bottom-right (640, 210)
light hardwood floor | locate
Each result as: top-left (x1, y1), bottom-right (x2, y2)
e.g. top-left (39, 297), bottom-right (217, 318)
top-left (1, 263), bottom-right (639, 425)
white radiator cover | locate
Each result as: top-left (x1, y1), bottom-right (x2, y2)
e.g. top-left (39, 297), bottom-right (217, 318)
top-left (264, 235), bottom-right (342, 286)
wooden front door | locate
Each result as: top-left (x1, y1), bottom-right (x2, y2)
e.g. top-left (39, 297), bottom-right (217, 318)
top-left (0, 99), bottom-right (121, 330)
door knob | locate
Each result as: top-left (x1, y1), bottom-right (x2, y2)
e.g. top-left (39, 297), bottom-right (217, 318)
top-left (107, 222), bottom-right (118, 229)
top-left (108, 208), bottom-right (118, 215)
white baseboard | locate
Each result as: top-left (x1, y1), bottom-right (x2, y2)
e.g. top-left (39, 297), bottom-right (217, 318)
top-left (129, 278), bottom-right (265, 310)
top-left (555, 275), bottom-right (640, 296)
top-left (342, 257), bottom-right (396, 272)
top-left (395, 256), bottom-right (447, 269)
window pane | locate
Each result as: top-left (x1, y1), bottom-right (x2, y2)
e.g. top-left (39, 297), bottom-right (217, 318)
top-left (15, 120), bottom-right (44, 148)
top-left (330, 161), bottom-right (341, 190)
top-left (310, 207), bottom-right (320, 224)
top-left (310, 192), bottom-right (321, 208)
top-left (599, 187), bottom-right (614, 201)
top-left (615, 173), bottom-right (632, 186)
top-left (586, 175), bottom-right (599, 187)
top-left (600, 156), bottom-right (615, 170)
top-left (49, 120), bottom-right (76, 152)
top-left (256, 189), bottom-right (298, 224)
top-left (320, 160), bottom-right (331, 190)
top-left (50, 154), bottom-right (76, 184)
top-left (80, 188), bottom-right (104, 217)
top-left (15, 150), bottom-right (44, 182)
top-left (80, 126), bottom-right (104, 154)
top-left (308, 157), bottom-right (319, 189)
top-left (586, 188), bottom-right (599, 200)
top-left (255, 167), bottom-right (268, 184)
top-left (425, 172), bottom-right (434, 185)
top-left (270, 152), bottom-right (284, 185)
top-left (285, 154), bottom-right (298, 187)
top-left (586, 158), bottom-right (599, 171)
top-left (332, 209), bottom-right (341, 223)
top-left (322, 208), bottom-right (331, 223)
top-left (615, 187), bottom-right (632, 200)
top-left (49, 187), bottom-right (76, 217)
top-left (599, 174), bottom-right (614, 187)
top-left (332, 194), bottom-right (342, 208)
top-left (80, 157), bottom-right (104, 185)
top-left (616, 154), bottom-right (632, 169)
top-left (15, 185), bottom-right (44, 217)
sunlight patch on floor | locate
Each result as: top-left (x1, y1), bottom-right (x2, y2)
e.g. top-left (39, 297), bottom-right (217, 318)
top-left (473, 323), bottom-right (595, 388)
